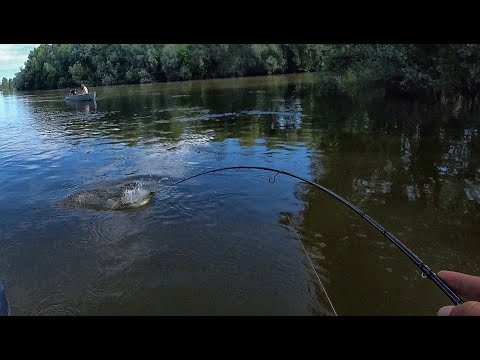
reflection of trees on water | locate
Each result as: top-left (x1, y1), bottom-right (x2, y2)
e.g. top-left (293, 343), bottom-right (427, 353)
top-left (28, 76), bottom-right (314, 149)
top-left (302, 94), bottom-right (480, 207)
top-left (292, 91), bottom-right (480, 314)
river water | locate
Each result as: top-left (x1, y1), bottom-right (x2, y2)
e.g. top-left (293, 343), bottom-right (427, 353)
top-left (1, 73), bottom-right (479, 315)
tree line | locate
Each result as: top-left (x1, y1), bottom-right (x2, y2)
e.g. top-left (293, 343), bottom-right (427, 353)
top-left (4, 44), bottom-right (480, 99)
top-left (0, 77), bottom-right (14, 91)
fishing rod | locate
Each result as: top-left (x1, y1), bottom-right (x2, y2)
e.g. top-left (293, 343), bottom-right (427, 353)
top-left (173, 166), bottom-right (464, 306)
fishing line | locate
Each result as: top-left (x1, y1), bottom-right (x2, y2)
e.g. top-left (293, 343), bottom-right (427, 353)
top-left (285, 214), bottom-right (337, 316)
top-left (173, 166), bottom-right (464, 305)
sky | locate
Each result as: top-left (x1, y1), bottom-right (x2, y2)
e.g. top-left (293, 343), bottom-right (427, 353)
top-left (0, 44), bottom-right (39, 80)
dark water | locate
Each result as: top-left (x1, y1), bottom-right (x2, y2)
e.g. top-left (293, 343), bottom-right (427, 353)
top-left (1, 73), bottom-right (479, 315)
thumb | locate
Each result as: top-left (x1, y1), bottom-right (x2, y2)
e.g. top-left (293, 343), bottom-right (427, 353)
top-left (438, 301), bottom-right (480, 316)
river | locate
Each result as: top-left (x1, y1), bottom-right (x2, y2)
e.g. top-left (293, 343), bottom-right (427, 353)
top-left (1, 73), bottom-right (479, 315)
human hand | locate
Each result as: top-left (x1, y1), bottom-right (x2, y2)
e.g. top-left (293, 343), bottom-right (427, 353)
top-left (437, 270), bottom-right (480, 316)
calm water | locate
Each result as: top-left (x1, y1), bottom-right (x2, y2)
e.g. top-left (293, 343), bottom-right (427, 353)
top-left (1, 73), bottom-right (480, 315)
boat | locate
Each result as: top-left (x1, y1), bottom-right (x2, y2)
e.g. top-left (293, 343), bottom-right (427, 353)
top-left (65, 99), bottom-right (97, 112)
top-left (65, 92), bottom-right (96, 102)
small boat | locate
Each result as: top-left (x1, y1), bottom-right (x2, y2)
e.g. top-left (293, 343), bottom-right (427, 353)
top-left (65, 92), bottom-right (96, 102)
top-left (65, 99), bottom-right (97, 112)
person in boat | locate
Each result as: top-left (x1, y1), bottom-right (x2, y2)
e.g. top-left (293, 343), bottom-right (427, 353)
top-left (437, 270), bottom-right (480, 316)
top-left (69, 88), bottom-right (77, 96)
top-left (81, 84), bottom-right (88, 94)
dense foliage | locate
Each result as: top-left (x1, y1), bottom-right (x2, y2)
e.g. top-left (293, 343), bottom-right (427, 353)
top-left (0, 77), bottom-right (14, 91)
top-left (6, 44), bottom-right (480, 100)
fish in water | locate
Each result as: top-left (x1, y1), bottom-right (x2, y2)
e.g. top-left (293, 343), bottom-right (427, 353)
top-left (65, 180), bottom-right (156, 211)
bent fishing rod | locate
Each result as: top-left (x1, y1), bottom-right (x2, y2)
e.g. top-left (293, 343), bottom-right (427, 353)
top-left (173, 166), bottom-right (464, 305)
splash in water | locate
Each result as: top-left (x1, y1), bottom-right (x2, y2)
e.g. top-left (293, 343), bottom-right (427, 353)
top-left (65, 180), bottom-right (156, 211)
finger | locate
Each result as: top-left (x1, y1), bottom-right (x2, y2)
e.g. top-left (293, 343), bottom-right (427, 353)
top-left (438, 270), bottom-right (480, 301)
top-left (449, 301), bottom-right (480, 316)
top-left (437, 306), bottom-right (454, 316)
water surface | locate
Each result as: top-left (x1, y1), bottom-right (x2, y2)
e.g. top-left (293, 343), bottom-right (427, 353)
top-left (1, 74), bottom-right (479, 315)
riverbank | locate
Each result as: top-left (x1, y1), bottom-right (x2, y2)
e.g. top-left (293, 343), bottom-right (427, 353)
top-left (9, 44), bottom-right (480, 102)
